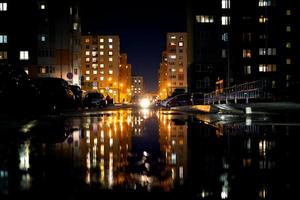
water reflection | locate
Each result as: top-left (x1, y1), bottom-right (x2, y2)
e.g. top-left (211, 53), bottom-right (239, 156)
top-left (0, 110), bottom-right (299, 199)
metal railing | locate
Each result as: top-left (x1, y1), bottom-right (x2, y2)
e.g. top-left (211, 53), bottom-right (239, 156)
top-left (204, 80), bottom-right (266, 104)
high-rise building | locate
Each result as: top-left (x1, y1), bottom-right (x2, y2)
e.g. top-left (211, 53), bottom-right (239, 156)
top-left (158, 51), bottom-right (168, 99)
top-left (81, 35), bottom-right (120, 102)
top-left (165, 32), bottom-right (188, 97)
top-left (0, 0), bottom-right (81, 85)
top-left (119, 53), bottom-right (132, 103)
top-left (188, 0), bottom-right (299, 100)
top-left (131, 76), bottom-right (144, 102)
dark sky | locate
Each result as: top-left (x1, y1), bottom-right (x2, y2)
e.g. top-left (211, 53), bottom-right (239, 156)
top-left (80, 0), bottom-right (186, 92)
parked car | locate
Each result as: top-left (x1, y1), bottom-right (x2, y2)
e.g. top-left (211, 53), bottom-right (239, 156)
top-left (161, 93), bottom-right (192, 108)
top-left (69, 85), bottom-right (83, 106)
top-left (0, 65), bottom-right (39, 116)
top-left (191, 92), bottom-right (204, 105)
top-left (32, 77), bottom-right (75, 112)
top-left (82, 92), bottom-right (106, 108)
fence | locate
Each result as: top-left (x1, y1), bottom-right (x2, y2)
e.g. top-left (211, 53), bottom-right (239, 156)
top-left (204, 80), bottom-right (266, 104)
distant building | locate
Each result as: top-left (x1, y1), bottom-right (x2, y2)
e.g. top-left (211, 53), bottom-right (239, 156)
top-left (81, 35), bottom-right (121, 102)
top-left (131, 76), bottom-right (144, 102)
top-left (0, 0), bottom-right (81, 85)
top-left (163, 32), bottom-right (188, 97)
top-left (119, 53), bottom-right (132, 103)
top-left (158, 51), bottom-right (168, 99)
top-left (187, 0), bottom-right (299, 100)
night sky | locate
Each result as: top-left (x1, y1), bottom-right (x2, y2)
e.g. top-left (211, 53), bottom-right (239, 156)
top-left (80, 0), bottom-right (186, 92)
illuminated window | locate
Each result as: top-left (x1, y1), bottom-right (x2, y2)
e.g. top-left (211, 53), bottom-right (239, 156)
top-left (244, 65), bottom-right (251, 74)
top-left (99, 38), bottom-right (104, 43)
top-left (286, 58), bottom-right (291, 64)
top-left (93, 70), bottom-right (97, 74)
top-left (259, 64), bottom-right (276, 72)
top-left (0, 34), bottom-right (7, 43)
top-left (108, 69), bottom-right (113, 74)
top-left (258, 0), bottom-right (271, 6)
top-left (100, 64), bottom-right (104, 68)
top-left (108, 38), bottom-right (113, 43)
top-left (100, 76), bottom-right (104, 81)
top-left (178, 42), bottom-right (184, 47)
top-left (108, 51), bottom-right (113, 55)
top-left (20, 51), bottom-right (29, 60)
top-left (259, 16), bottom-right (268, 23)
top-left (85, 38), bottom-right (90, 43)
top-left (73, 22), bottom-right (78, 30)
top-left (40, 3), bottom-right (46, 9)
top-left (169, 55), bottom-right (176, 59)
top-left (171, 68), bottom-right (176, 72)
top-left (267, 48), bottom-right (276, 55)
top-left (286, 42), bottom-right (291, 48)
top-left (222, 0), bottom-right (230, 9)
top-left (242, 49), bottom-right (251, 58)
top-left (40, 34), bottom-right (46, 42)
top-left (92, 51), bottom-right (97, 56)
top-left (171, 153), bottom-right (176, 164)
top-left (100, 70), bottom-right (104, 74)
top-left (86, 70), bottom-right (90, 75)
top-left (221, 16), bottom-right (230, 25)
top-left (0, 2), bottom-right (7, 11)
top-left (286, 9), bottom-right (291, 16)
top-left (109, 57), bottom-right (113, 62)
top-left (92, 58), bottom-right (97, 62)
top-left (222, 33), bottom-right (228, 42)
top-left (0, 51), bottom-right (7, 59)
top-left (85, 51), bottom-right (90, 56)
top-left (85, 57), bottom-right (90, 62)
top-left (259, 34), bottom-right (267, 39)
top-left (99, 51), bottom-right (104, 55)
top-left (92, 64), bottom-right (98, 68)
top-left (196, 15), bottom-right (214, 23)
top-left (170, 35), bottom-right (176, 39)
top-left (40, 66), bottom-right (47, 74)
top-left (100, 45), bottom-right (104, 49)
top-left (170, 42), bottom-right (176, 46)
top-left (286, 26), bottom-right (291, 32)
top-left (85, 76), bottom-right (90, 81)
top-left (179, 68), bottom-right (183, 72)
top-left (109, 44), bottom-right (113, 49)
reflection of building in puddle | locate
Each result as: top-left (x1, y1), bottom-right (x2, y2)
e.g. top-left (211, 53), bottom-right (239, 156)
top-left (63, 110), bottom-right (133, 188)
top-left (205, 122), bottom-right (279, 199)
top-left (158, 111), bottom-right (188, 187)
top-left (130, 109), bottom-right (153, 136)
top-left (18, 140), bottom-right (32, 190)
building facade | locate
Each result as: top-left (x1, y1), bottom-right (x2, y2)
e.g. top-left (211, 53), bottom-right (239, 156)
top-left (119, 53), bottom-right (132, 103)
top-left (188, 0), bottom-right (299, 100)
top-left (165, 32), bottom-right (188, 97)
top-left (0, 0), bottom-right (81, 85)
top-left (158, 51), bottom-right (168, 99)
top-left (81, 35), bottom-right (121, 102)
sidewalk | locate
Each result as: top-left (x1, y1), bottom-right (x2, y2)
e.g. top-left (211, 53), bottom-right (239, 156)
top-left (170, 102), bottom-right (300, 115)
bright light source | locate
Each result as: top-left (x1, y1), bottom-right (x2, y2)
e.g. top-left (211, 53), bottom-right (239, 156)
top-left (140, 98), bottom-right (150, 108)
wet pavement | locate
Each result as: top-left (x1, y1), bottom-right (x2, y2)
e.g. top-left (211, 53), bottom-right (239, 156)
top-left (0, 108), bottom-right (299, 199)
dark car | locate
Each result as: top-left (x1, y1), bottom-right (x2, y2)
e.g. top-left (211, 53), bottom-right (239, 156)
top-left (0, 65), bottom-right (39, 116)
top-left (82, 92), bottom-right (106, 108)
top-left (32, 77), bottom-right (75, 112)
top-left (191, 92), bottom-right (204, 105)
top-left (69, 85), bottom-right (82, 106)
top-left (162, 93), bottom-right (192, 108)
